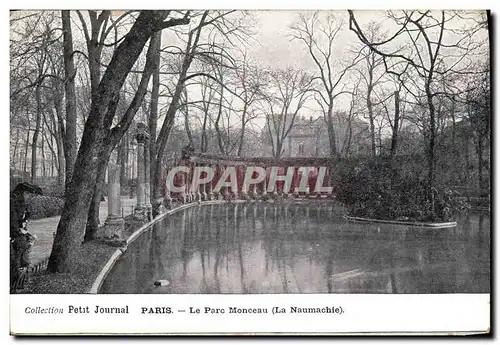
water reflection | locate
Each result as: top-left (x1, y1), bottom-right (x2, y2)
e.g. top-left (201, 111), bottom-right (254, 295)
top-left (100, 203), bottom-right (490, 294)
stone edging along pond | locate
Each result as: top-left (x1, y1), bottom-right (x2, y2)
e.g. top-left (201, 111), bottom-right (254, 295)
top-left (343, 215), bottom-right (458, 229)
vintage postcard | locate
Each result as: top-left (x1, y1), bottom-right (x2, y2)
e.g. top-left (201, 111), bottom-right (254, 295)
top-left (9, 8), bottom-right (491, 336)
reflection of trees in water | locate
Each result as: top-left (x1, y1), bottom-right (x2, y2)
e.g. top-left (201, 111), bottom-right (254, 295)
top-left (101, 204), bottom-right (490, 294)
top-left (100, 212), bottom-right (186, 293)
top-left (181, 211), bottom-right (193, 278)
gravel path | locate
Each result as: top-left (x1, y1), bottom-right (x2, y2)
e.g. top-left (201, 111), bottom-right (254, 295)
top-left (28, 198), bottom-right (137, 263)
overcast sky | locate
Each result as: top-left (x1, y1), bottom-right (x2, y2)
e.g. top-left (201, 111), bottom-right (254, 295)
top-left (253, 10), bottom-right (379, 70)
top-left (216, 10), bottom-right (488, 128)
top-left (232, 10), bottom-right (392, 125)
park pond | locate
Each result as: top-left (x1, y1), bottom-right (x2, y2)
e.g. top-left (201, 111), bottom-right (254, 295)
top-left (99, 202), bottom-right (490, 294)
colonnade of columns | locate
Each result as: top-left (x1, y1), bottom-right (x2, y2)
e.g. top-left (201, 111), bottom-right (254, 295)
top-left (103, 132), bottom-right (334, 235)
top-left (165, 163), bottom-right (334, 203)
top-left (102, 123), bottom-right (152, 240)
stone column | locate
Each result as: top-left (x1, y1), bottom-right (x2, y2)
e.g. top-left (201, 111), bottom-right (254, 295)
top-left (134, 123), bottom-right (149, 221)
top-left (215, 165), bottom-right (221, 200)
top-left (261, 167), bottom-right (268, 200)
top-left (292, 167), bottom-right (299, 199)
top-left (237, 165), bottom-right (251, 200)
top-left (191, 162), bottom-right (197, 201)
top-left (196, 163), bottom-right (203, 201)
top-left (179, 169), bottom-right (187, 203)
top-left (184, 162), bottom-right (190, 202)
top-left (201, 164), bottom-right (208, 201)
top-left (144, 133), bottom-right (152, 220)
top-left (305, 168), bottom-right (312, 198)
top-left (165, 180), bottom-right (173, 209)
top-left (283, 166), bottom-right (290, 199)
top-left (250, 178), bottom-right (256, 199)
top-left (102, 162), bottom-right (124, 239)
top-left (206, 165), bottom-right (214, 200)
top-left (236, 165), bottom-right (244, 200)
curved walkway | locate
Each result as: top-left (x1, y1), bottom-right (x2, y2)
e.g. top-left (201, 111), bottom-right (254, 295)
top-left (28, 198), bottom-right (136, 263)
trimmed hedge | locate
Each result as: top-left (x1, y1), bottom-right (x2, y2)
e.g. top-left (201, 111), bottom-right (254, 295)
top-left (26, 195), bottom-right (64, 219)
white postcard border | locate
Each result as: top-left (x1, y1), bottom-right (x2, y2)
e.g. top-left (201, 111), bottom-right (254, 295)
top-left (10, 293), bottom-right (490, 335)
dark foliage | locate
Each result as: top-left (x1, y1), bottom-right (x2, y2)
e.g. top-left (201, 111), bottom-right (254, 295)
top-left (38, 184), bottom-right (65, 198)
top-left (26, 195), bottom-right (64, 219)
top-left (335, 156), bottom-right (469, 222)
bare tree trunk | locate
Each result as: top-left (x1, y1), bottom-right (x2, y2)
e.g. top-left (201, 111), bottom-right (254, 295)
top-left (149, 31), bottom-right (161, 201)
top-left (390, 91), bottom-right (400, 156)
top-left (184, 108), bottom-right (194, 148)
top-left (216, 71), bottom-right (226, 154)
top-left (123, 131), bottom-right (129, 182)
top-left (43, 130), bottom-right (58, 177)
top-left (153, 114), bottom-right (176, 200)
top-left (48, 11), bottom-right (177, 272)
top-left (237, 121), bottom-right (246, 156)
top-left (12, 127), bottom-right (20, 170)
top-left (50, 146), bottom-right (55, 177)
top-left (41, 125), bottom-right (46, 177)
top-left (425, 84), bottom-right (436, 212)
top-left (31, 84), bottom-right (42, 184)
top-left (85, 13), bottom-right (166, 241)
top-left (52, 101), bottom-right (66, 186)
top-left (152, 60), bottom-right (191, 199)
top-left (275, 138), bottom-right (283, 158)
top-left (451, 96), bottom-right (456, 146)
top-left (23, 127), bottom-right (30, 174)
top-left (62, 10), bottom-right (77, 189)
top-left (82, 11), bottom-right (108, 238)
top-left (215, 104), bottom-right (226, 155)
top-left (326, 103), bottom-right (337, 158)
top-left (152, 75), bottom-right (185, 201)
top-left (152, 12), bottom-right (208, 200)
top-left (84, 152), bottom-right (109, 242)
top-left (237, 104), bottom-right (247, 156)
top-left (182, 88), bottom-right (194, 148)
top-left (116, 137), bottom-right (126, 187)
top-left (86, 28), bottom-right (162, 241)
top-left (344, 115), bottom-right (353, 158)
top-left (201, 111), bottom-right (208, 153)
top-left (366, 59), bottom-right (376, 157)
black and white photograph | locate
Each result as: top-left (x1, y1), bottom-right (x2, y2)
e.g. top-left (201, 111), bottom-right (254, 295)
top-left (8, 7), bottom-right (491, 335)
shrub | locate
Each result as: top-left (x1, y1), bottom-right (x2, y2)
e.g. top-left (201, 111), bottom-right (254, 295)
top-left (26, 195), bottom-right (65, 219)
top-left (38, 184), bottom-right (65, 198)
top-left (335, 156), bottom-right (469, 222)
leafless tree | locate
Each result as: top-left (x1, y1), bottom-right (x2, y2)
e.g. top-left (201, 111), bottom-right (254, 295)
top-left (290, 12), bottom-right (362, 157)
top-left (262, 67), bottom-right (313, 158)
top-left (151, 10), bottom-right (251, 202)
top-left (349, 10), bottom-right (488, 206)
top-left (48, 11), bottom-right (190, 273)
